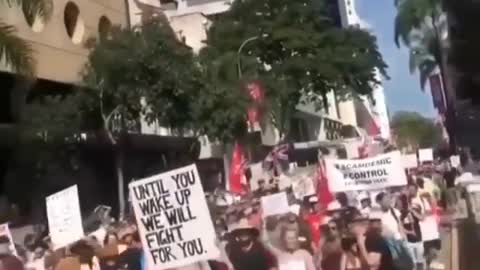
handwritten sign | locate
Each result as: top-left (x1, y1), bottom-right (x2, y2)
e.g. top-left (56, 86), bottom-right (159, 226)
top-left (325, 151), bottom-right (408, 192)
top-left (261, 192), bottom-right (290, 217)
top-left (418, 148), bottom-right (434, 162)
top-left (129, 164), bottom-right (219, 270)
top-left (450, 155), bottom-right (461, 168)
top-left (402, 154), bottom-right (418, 169)
top-left (0, 223), bottom-right (16, 255)
top-left (46, 185), bottom-right (84, 249)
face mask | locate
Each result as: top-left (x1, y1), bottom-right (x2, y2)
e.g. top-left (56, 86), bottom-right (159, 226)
top-left (236, 237), bottom-right (253, 248)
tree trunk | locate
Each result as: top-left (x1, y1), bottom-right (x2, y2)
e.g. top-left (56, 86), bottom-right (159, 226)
top-left (432, 14), bottom-right (457, 154)
top-left (115, 147), bottom-right (126, 221)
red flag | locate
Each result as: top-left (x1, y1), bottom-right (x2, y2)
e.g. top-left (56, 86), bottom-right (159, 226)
top-left (316, 159), bottom-right (334, 209)
top-left (245, 81), bottom-right (265, 129)
top-left (366, 116), bottom-right (381, 136)
top-left (229, 142), bottom-right (248, 194)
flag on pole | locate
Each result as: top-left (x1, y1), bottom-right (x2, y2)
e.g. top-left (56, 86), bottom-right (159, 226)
top-left (263, 144), bottom-right (290, 176)
top-left (316, 159), bottom-right (334, 209)
top-left (358, 136), bottom-right (372, 159)
top-left (229, 142), bottom-right (249, 194)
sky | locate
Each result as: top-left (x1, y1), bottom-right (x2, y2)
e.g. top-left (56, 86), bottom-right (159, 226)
top-left (356, 0), bottom-right (436, 117)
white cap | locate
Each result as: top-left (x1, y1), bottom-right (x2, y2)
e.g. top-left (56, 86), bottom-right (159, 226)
top-left (327, 200), bottom-right (342, 211)
top-left (308, 196), bottom-right (318, 203)
top-left (358, 192), bottom-right (370, 202)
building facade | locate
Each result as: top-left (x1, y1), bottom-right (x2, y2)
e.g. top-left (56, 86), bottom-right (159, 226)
top-left (337, 0), bottom-right (391, 140)
top-left (0, 0), bottom-right (128, 83)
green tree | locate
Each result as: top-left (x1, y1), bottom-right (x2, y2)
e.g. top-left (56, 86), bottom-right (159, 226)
top-left (202, 0), bottom-right (388, 139)
top-left (0, 0), bottom-right (53, 75)
top-left (391, 111), bottom-right (442, 149)
top-left (82, 17), bottom-right (205, 218)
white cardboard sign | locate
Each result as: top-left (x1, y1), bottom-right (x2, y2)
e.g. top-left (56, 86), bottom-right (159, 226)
top-left (261, 192), bottom-right (290, 217)
top-left (0, 223), bottom-right (17, 255)
top-left (46, 185), bottom-right (84, 249)
top-left (129, 164), bottom-right (219, 270)
top-left (325, 151), bottom-right (408, 192)
top-left (450, 155), bottom-right (461, 168)
top-left (402, 154), bottom-right (418, 169)
top-left (418, 148), bottom-right (434, 162)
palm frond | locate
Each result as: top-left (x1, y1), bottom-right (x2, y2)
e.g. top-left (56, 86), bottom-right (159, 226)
top-left (393, 0), bottom-right (442, 47)
top-left (418, 59), bottom-right (437, 91)
top-left (0, 0), bottom-right (53, 21)
top-left (0, 21), bottom-right (35, 76)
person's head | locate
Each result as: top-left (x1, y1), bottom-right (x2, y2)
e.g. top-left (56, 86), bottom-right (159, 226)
top-left (284, 213), bottom-right (297, 225)
top-left (23, 234), bottom-right (36, 252)
top-left (368, 219), bottom-right (382, 234)
top-left (0, 236), bottom-right (11, 255)
top-left (258, 179), bottom-right (266, 190)
top-left (416, 176), bottom-right (425, 189)
top-left (336, 192), bottom-right (349, 207)
top-left (360, 198), bottom-right (371, 209)
top-left (347, 213), bottom-right (369, 237)
top-left (131, 232), bottom-right (142, 248)
top-left (265, 216), bottom-right (279, 232)
top-left (375, 192), bottom-right (391, 211)
top-left (231, 229), bottom-right (258, 253)
top-left (121, 233), bottom-right (133, 246)
top-left (407, 182), bottom-right (418, 198)
top-left (104, 232), bottom-right (118, 246)
top-left (33, 245), bottom-right (46, 259)
top-left (324, 220), bottom-right (339, 240)
top-left (280, 228), bottom-right (299, 251)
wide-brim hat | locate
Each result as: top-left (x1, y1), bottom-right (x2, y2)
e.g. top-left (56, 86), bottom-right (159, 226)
top-left (326, 201), bottom-right (342, 212)
top-left (228, 218), bottom-right (259, 237)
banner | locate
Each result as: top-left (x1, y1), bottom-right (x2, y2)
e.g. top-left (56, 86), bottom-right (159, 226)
top-left (129, 164), bottom-right (219, 270)
top-left (0, 223), bottom-right (17, 255)
top-left (325, 151), bottom-right (407, 192)
top-left (46, 185), bottom-right (84, 249)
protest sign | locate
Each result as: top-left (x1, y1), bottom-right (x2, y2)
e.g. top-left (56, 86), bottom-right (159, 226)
top-left (261, 192), bottom-right (290, 217)
top-left (0, 223), bottom-right (17, 255)
top-left (450, 155), bottom-right (461, 168)
top-left (46, 185), bottom-right (84, 249)
top-left (402, 154), bottom-right (418, 169)
top-left (129, 164), bottom-right (219, 270)
top-left (418, 148), bottom-right (434, 162)
top-left (325, 151), bottom-right (408, 192)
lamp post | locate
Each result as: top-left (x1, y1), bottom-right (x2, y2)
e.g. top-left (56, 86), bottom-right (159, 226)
top-left (237, 36), bottom-right (261, 78)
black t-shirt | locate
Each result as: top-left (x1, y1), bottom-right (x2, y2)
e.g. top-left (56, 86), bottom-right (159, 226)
top-left (402, 212), bottom-right (422, 243)
top-left (444, 169), bottom-right (457, 188)
top-left (365, 232), bottom-right (395, 270)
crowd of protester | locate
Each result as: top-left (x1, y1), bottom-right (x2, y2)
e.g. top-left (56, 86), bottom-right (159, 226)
top-left (0, 157), bottom-right (471, 270)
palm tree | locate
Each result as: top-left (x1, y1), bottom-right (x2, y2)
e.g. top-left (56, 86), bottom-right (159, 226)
top-left (394, 0), bottom-right (457, 152)
top-left (393, 0), bottom-right (447, 88)
top-left (408, 20), bottom-right (448, 91)
top-left (0, 0), bottom-right (53, 76)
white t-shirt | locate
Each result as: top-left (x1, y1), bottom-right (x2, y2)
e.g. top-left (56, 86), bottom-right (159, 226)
top-left (380, 208), bottom-right (403, 240)
top-left (415, 197), bottom-right (440, 241)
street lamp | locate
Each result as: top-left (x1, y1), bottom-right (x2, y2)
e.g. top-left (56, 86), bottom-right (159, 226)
top-left (237, 35), bottom-right (264, 78)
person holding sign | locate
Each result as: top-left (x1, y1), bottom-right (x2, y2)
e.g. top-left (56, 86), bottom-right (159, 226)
top-left (271, 227), bottom-right (315, 270)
